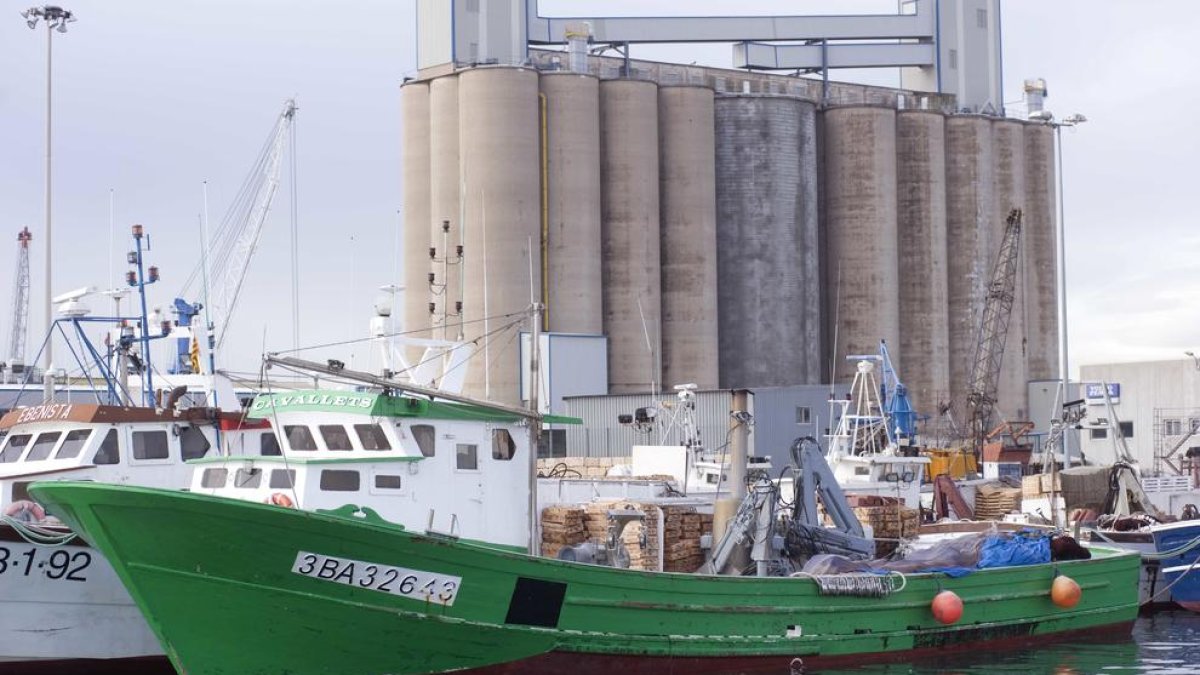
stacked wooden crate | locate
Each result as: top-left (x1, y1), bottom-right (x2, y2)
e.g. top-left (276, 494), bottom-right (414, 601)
top-left (622, 503), bottom-right (661, 571)
top-left (852, 504), bottom-right (920, 557)
top-left (973, 483), bottom-right (1023, 521)
top-left (663, 509), bottom-right (708, 572)
top-left (1022, 473), bottom-right (1061, 499)
top-left (540, 506), bottom-right (586, 559)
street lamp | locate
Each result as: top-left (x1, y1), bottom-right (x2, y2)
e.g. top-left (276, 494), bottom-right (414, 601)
top-left (20, 5), bottom-right (75, 401)
top-left (1186, 351), bottom-right (1200, 371)
top-left (1047, 110), bottom-right (1086, 465)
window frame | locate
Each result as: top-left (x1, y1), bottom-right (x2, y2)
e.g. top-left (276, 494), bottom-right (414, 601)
top-left (24, 431), bottom-right (63, 462)
top-left (354, 423), bottom-right (392, 451)
top-left (491, 429), bottom-right (516, 461)
top-left (284, 425), bottom-right (318, 451)
top-left (130, 430), bottom-right (171, 462)
top-left (318, 424), bottom-right (354, 452)
top-left (319, 469), bottom-right (361, 492)
top-left (179, 426), bottom-right (212, 462)
top-left (456, 443), bottom-right (479, 471)
top-left (0, 434), bottom-right (32, 463)
top-left (93, 429), bottom-right (120, 465)
top-left (54, 428), bottom-right (93, 460)
top-left (201, 467), bottom-right (229, 489)
top-left (410, 424), bottom-right (436, 458)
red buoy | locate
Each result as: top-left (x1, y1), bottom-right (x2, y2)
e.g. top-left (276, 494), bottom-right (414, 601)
top-left (931, 590), bottom-right (963, 625)
top-left (1051, 575), bottom-right (1082, 608)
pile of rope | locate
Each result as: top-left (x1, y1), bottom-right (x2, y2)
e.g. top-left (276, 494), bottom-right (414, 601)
top-left (794, 571), bottom-right (907, 598)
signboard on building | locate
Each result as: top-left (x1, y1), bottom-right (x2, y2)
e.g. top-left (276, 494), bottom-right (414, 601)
top-left (1084, 383), bottom-right (1120, 405)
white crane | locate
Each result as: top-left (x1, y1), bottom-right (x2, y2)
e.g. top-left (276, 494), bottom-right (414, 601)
top-left (180, 99), bottom-right (297, 355)
top-left (7, 227), bottom-right (32, 369)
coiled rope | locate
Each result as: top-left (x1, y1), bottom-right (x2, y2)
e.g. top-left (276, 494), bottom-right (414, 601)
top-left (791, 571), bottom-right (908, 597)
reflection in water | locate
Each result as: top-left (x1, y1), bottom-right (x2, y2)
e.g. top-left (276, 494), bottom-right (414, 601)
top-left (802, 612), bottom-right (1200, 675)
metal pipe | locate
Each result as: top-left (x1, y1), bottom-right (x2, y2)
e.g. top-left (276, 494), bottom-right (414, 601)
top-left (42, 20), bottom-right (54, 402)
top-left (528, 301), bottom-right (543, 555)
top-left (538, 91), bottom-right (550, 331)
top-left (730, 388), bottom-right (750, 501)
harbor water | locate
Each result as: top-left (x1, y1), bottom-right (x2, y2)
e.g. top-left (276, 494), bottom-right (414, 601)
top-left (805, 611), bottom-right (1200, 674)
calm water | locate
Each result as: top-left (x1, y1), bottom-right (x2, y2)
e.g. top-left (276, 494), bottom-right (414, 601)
top-left (806, 611), bottom-right (1200, 675)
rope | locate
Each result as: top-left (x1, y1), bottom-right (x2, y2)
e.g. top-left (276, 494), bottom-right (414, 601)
top-left (1140, 535), bottom-right (1200, 561)
top-left (2, 517), bottom-right (77, 547)
top-left (791, 571), bottom-right (907, 597)
top-left (1145, 550), bottom-right (1200, 606)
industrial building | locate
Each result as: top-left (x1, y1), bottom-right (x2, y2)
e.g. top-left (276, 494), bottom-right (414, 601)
top-left (1075, 359), bottom-right (1200, 476)
top-left (400, 1), bottom-right (1061, 442)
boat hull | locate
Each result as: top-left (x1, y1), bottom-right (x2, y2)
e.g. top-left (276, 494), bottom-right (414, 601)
top-left (1151, 520), bottom-right (1200, 610)
top-left (30, 482), bottom-right (1141, 675)
top-left (0, 525), bottom-right (165, 667)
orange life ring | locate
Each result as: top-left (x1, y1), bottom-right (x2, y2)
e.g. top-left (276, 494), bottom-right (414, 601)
top-left (4, 500), bottom-right (46, 523)
top-left (266, 492), bottom-right (294, 508)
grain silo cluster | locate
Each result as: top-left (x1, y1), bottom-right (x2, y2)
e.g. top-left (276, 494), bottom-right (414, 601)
top-left (401, 54), bottom-right (1058, 426)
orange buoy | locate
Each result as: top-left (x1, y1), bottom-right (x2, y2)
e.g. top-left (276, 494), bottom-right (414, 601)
top-left (1051, 575), bottom-right (1082, 608)
top-left (266, 492), bottom-right (295, 508)
top-left (931, 590), bottom-right (963, 625)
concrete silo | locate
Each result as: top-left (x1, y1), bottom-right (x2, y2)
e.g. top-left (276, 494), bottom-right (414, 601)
top-left (658, 85), bottom-right (719, 390)
top-left (895, 110), bottom-right (950, 417)
top-left (600, 78), bottom-right (662, 394)
top-left (991, 118), bottom-right (1029, 419)
top-left (459, 67), bottom-right (541, 406)
top-left (400, 81), bottom-right (431, 363)
top-left (540, 72), bottom-right (603, 336)
top-left (824, 105), bottom-right (900, 384)
top-left (1023, 122), bottom-right (1059, 382)
top-left (944, 115), bottom-right (995, 429)
top-left (714, 95), bottom-right (820, 388)
top-left (429, 75), bottom-right (462, 340)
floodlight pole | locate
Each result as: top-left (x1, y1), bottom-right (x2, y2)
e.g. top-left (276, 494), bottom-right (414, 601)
top-left (22, 5), bottom-right (75, 401)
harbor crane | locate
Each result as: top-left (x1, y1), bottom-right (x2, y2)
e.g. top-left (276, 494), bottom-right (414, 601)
top-left (7, 227), bottom-right (32, 370)
top-left (966, 208), bottom-right (1023, 457)
top-left (178, 99), bottom-right (297, 363)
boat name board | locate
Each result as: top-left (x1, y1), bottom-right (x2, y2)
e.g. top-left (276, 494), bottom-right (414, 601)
top-left (15, 404), bottom-right (75, 425)
top-left (291, 551), bottom-right (460, 606)
top-left (250, 393), bottom-right (375, 416)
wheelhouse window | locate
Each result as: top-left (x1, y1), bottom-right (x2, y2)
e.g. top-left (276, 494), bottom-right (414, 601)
top-left (24, 432), bottom-right (62, 462)
top-left (319, 425), bottom-right (353, 451)
top-left (180, 426), bottom-right (212, 461)
top-left (269, 469), bottom-right (295, 489)
top-left (0, 434), bottom-right (31, 463)
top-left (411, 424), bottom-right (436, 457)
top-left (54, 429), bottom-right (91, 460)
top-left (94, 429), bottom-right (120, 465)
top-left (319, 469), bottom-right (360, 492)
top-left (284, 425), bottom-right (317, 451)
top-left (354, 424), bottom-right (391, 450)
top-left (234, 468), bottom-right (262, 489)
top-left (374, 474), bottom-right (403, 490)
top-left (261, 433), bottom-right (281, 457)
top-left (201, 468), bottom-right (228, 488)
top-left (456, 444), bottom-right (478, 470)
top-left (492, 429), bottom-right (515, 461)
top-left (132, 431), bottom-right (170, 460)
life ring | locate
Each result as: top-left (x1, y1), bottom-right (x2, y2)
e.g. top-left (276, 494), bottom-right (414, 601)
top-left (4, 500), bottom-right (46, 523)
top-left (266, 492), bottom-right (294, 508)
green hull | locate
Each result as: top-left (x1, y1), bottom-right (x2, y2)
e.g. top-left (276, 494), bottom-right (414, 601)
top-left (31, 482), bottom-right (1140, 675)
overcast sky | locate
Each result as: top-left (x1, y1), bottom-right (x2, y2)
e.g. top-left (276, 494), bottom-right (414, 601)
top-left (1, 0), bottom-right (1196, 382)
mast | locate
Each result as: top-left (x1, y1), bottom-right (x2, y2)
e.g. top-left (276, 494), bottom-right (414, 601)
top-left (527, 301), bottom-right (542, 555)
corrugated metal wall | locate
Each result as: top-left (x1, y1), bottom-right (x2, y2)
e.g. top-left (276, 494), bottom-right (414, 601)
top-left (562, 390), bottom-right (746, 459)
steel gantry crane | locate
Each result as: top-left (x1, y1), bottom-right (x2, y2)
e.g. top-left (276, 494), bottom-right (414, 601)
top-left (7, 227), bottom-right (32, 370)
top-left (966, 209), bottom-right (1023, 457)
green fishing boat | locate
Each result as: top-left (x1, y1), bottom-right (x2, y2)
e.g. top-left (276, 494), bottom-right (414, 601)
top-left (32, 474), bottom-right (1139, 675)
